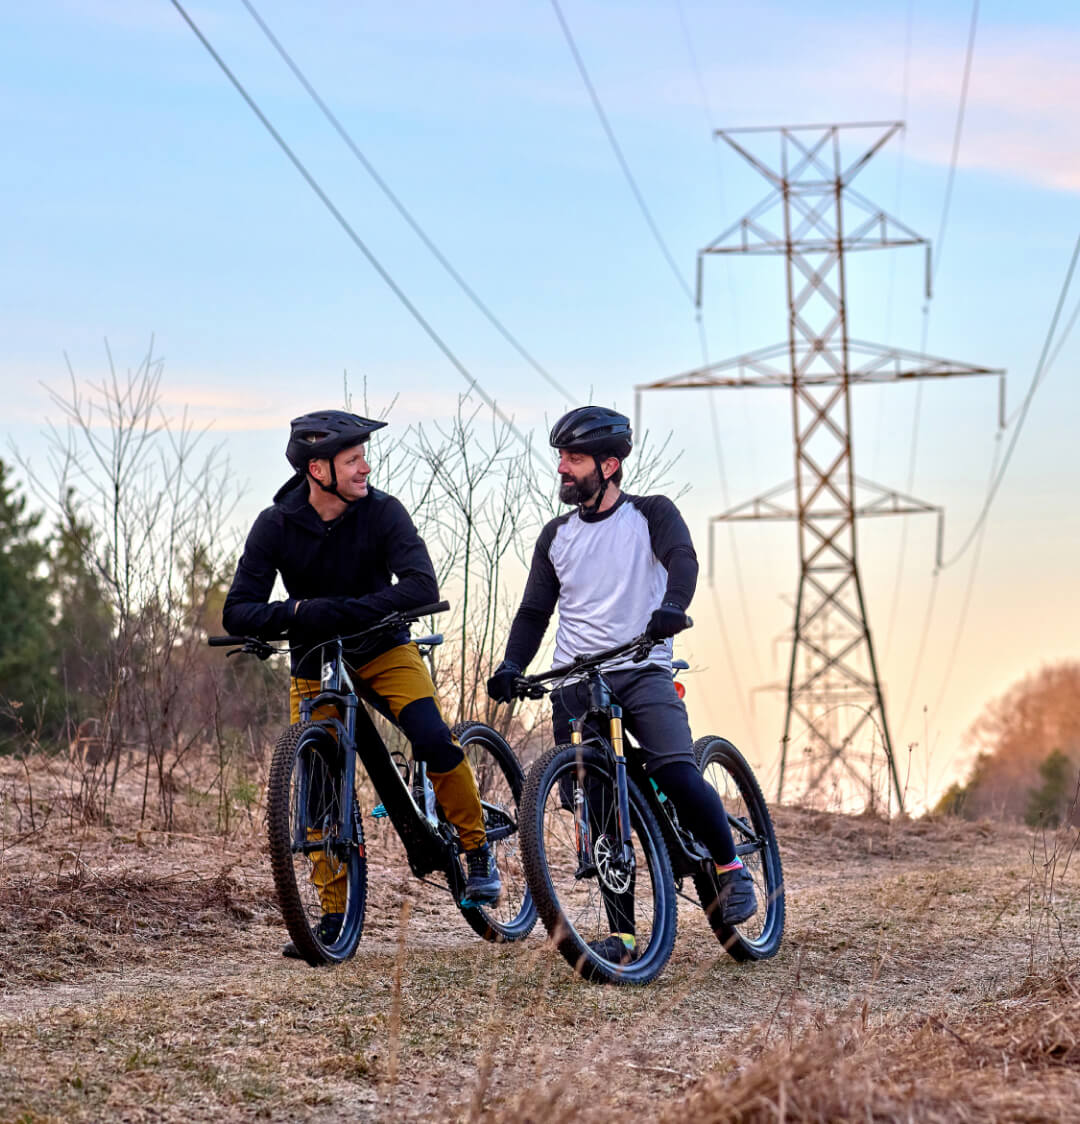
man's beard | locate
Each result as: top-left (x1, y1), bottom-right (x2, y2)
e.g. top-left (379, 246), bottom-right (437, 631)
top-left (559, 465), bottom-right (602, 506)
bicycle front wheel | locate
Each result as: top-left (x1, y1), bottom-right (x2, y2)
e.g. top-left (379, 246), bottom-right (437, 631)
top-left (521, 742), bottom-right (677, 985)
top-left (451, 722), bottom-right (536, 943)
top-left (693, 736), bottom-right (784, 961)
top-left (266, 723), bottom-right (368, 966)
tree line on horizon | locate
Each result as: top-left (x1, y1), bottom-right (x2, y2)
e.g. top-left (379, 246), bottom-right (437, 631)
top-left (935, 661), bottom-right (1080, 829)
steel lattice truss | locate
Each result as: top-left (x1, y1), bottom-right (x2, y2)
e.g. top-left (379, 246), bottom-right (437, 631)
top-left (637, 123), bottom-right (1002, 812)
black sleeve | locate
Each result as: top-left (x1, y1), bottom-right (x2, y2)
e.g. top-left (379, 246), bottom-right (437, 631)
top-left (221, 512), bottom-right (297, 639)
top-left (294, 497), bottom-right (440, 636)
top-left (503, 523), bottom-right (561, 670)
top-left (636, 495), bottom-right (699, 611)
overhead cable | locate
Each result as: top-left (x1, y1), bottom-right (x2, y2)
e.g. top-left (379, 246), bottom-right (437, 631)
top-left (167, 0), bottom-right (541, 466)
top-left (548, 0), bottom-right (695, 303)
top-left (672, 0), bottom-right (763, 697)
top-left (883, 0), bottom-right (976, 649)
top-left (932, 0), bottom-right (980, 287)
top-left (938, 230), bottom-right (1080, 569)
top-left (237, 0), bottom-right (573, 405)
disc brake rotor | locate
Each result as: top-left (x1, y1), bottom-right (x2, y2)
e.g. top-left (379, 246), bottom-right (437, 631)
top-left (593, 834), bottom-right (633, 894)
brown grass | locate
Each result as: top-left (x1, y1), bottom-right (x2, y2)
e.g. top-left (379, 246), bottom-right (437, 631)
top-left (1, 755), bottom-right (1078, 1123)
top-left (668, 973), bottom-right (1080, 1123)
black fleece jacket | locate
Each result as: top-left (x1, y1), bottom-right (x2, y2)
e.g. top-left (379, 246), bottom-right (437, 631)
top-left (222, 476), bottom-right (439, 677)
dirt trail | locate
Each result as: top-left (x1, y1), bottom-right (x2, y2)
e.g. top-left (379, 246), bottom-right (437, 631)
top-left (1, 807), bottom-right (1077, 1122)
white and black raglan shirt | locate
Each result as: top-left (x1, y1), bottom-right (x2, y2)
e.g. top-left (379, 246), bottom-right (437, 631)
top-left (504, 492), bottom-right (699, 675)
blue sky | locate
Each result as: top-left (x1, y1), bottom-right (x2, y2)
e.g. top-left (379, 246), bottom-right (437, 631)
top-left (2, 0), bottom-right (1077, 804)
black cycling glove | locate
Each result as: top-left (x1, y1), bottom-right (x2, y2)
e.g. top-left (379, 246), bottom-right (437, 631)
top-left (487, 660), bottom-right (522, 704)
top-left (646, 601), bottom-right (689, 641)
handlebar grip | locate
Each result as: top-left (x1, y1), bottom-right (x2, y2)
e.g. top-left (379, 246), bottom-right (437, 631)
top-left (208, 636), bottom-right (244, 647)
top-left (406, 601), bottom-right (450, 617)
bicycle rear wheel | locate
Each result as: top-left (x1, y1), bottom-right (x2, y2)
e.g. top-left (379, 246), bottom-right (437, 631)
top-left (692, 736), bottom-right (784, 961)
top-left (521, 742), bottom-right (677, 985)
top-left (267, 723), bottom-right (368, 966)
top-left (450, 722), bottom-right (536, 942)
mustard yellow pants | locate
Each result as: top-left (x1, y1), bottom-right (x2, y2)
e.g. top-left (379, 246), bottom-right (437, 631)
top-left (290, 642), bottom-right (486, 913)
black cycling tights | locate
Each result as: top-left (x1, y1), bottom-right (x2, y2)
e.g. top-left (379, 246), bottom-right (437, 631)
top-left (651, 761), bottom-right (737, 867)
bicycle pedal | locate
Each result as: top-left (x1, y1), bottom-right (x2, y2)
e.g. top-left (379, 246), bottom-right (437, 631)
top-left (371, 803), bottom-right (389, 819)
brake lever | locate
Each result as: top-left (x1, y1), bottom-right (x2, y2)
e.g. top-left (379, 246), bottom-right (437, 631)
top-left (229, 639), bottom-right (274, 661)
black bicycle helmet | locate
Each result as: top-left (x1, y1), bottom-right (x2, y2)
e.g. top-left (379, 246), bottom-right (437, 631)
top-left (549, 406), bottom-right (633, 460)
top-left (549, 406), bottom-right (632, 513)
top-left (285, 410), bottom-right (388, 501)
top-left (286, 410), bottom-right (387, 472)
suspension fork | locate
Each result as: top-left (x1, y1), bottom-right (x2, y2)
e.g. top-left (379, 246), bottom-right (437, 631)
top-left (608, 706), bottom-right (635, 867)
top-left (569, 720), bottom-right (595, 875)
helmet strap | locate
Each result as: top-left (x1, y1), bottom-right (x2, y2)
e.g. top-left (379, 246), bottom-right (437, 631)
top-left (578, 455), bottom-right (611, 515)
top-left (308, 458), bottom-right (350, 504)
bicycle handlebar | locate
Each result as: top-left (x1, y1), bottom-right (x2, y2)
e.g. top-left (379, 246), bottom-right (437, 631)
top-left (206, 600), bottom-right (451, 655)
top-left (511, 615), bottom-right (693, 699)
top-left (402, 600), bottom-right (450, 619)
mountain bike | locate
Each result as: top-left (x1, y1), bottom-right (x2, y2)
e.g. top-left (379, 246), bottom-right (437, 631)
top-left (513, 631), bottom-right (784, 985)
top-left (209, 601), bottom-right (536, 966)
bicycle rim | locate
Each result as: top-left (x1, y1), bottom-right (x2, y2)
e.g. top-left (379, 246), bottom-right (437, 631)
top-left (267, 723), bottom-right (367, 965)
top-left (693, 736), bottom-right (784, 961)
top-left (522, 743), bottom-right (676, 985)
top-left (452, 722), bottom-right (536, 942)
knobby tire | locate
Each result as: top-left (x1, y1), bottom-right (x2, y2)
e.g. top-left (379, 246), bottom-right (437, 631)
top-left (520, 742), bottom-right (677, 985)
top-left (451, 722), bottom-right (536, 943)
top-left (267, 722), bottom-right (368, 967)
top-left (692, 736), bottom-right (784, 961)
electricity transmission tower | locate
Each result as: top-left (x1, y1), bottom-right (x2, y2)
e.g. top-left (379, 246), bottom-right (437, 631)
top-left (636, 122), bottom-right (1002, 812)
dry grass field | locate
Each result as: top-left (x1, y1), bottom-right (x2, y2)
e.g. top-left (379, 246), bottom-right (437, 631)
top-left (1, 753), bottom-right (1078, 1123)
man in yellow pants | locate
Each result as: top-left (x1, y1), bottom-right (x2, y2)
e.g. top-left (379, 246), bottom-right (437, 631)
top-left (223, 410), bottom-right (500, 953)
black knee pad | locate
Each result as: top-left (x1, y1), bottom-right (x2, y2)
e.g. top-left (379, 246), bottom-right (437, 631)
top-left (397, 697), bottom-right (462, 773)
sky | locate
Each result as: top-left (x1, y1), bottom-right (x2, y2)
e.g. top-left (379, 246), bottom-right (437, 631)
top-left (2, 0), bottom-right (1078, 809)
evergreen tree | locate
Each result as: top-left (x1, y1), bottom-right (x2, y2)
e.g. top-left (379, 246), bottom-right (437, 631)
top-left (0, 460), bottom-right (59, 747)
top-left (1024, 748), bottom-right (1077, 828)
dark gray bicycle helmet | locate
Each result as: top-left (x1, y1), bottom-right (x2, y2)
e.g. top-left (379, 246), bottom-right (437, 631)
top-left (285, 410), bottom-right (388, 501)
top-left (549, 406), bottom-right (633, 460)
top-left (549, 406), bottom-right (632, 512)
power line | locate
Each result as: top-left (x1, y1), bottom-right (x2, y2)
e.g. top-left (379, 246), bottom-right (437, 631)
top-left (939, 230), bottom-right (1080, 569)
top-left (672, 0), bottom-right (763, 696)
top-left (237, 0), bottom-right (573, 405)
top-left (878, 0), bottom-right (916, 647)
top-left (166, 0), bottom-right (541, 466)
top-left (548, 0), bottom-right (695, 303)
top-left (873, 0), bottom-right (914, 482)
top-left (901, 230), bottom-right (1080, 745)
top-left (883, 0), bottom-right (977, 656)
top-left (672, 0), bottom-right (715, 131)
top-left (932, 0), bottom-right (980, 288)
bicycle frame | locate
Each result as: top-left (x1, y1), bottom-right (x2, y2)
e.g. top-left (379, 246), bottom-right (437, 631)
top-left (299, 638), bottom-right (461, 886)
top-left (521, 637), bottom-right (766, 884)
top-left (565, 666), bottom-right (712, 883)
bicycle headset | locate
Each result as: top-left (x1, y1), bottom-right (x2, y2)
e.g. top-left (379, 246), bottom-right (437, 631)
top-left (549, 406), bottom-right (633, 515)
top-left (285, 409), bottom-right (388, 503)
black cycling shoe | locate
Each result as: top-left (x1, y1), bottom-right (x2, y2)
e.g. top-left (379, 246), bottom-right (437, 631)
top-left (460, 842), bottom-right (502, 907)
top-left (281, 911), bottom-right (344, 959)
top-left (714, 863), bottom-right (758, 926)
top-left (587, 933), bottom-right (640, 965)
